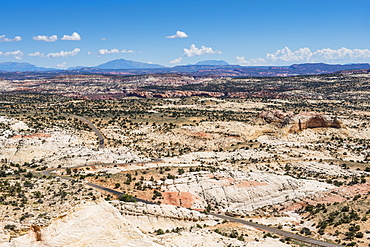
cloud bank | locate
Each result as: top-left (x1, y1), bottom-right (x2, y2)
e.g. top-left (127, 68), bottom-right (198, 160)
top-left (0, 35), bottom-right (22, 42)
top-left (184, 44), bottom-right (222, 57)
top-left (237, 47), bottom-right (370, 65)
top-left (166, 31), bottom-right (188, 39)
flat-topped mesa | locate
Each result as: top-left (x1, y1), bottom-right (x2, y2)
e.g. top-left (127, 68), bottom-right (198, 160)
top-left (258, 110), bottom-right (343, 132)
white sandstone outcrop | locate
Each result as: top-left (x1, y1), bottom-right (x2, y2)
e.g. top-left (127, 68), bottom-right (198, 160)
top-left (0, 123), bottom-right (143, 167)
top-left (0, 200), bottom-right (292, 247)
top-left (159, 170), bottom-right (334, 213)
top-left (0, 200), bottom-right (163, 247)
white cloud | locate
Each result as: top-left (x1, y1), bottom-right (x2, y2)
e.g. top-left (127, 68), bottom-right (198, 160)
top-left (33, 35), bottom-right (58, 42)
top-left (0, 35), bottom-right (22, 42)
top-left (170, 57), bottom-right (183, 64)
top-left (242, 47), bottom-right (370, 65)
top-left (101, 37), bottom-right (106, 40)
top-left (61, 32), bottom-right (81, 41)
top-left (236, 56), bottom-right (247, 64)
top-left (184, 44), bottom-right (222, 57)
top-left (265, 47), bottom-right (313, 63)
top-left (0, 50), bottom-right (24, 60)
top-left (99, 48), bottom-right (120, 55)
top-left (166, 31), bottom-right (188, 39)
top-left (57, 62), bottom-right (67, 68)
top-left (28, 52), bottom-right (45, 57)
top-left (122, 49), bottom-right (135, 53)
top-left (98, 48), bottom-right (135, 55)
top-left (46, 48), bottom-right (81, 58)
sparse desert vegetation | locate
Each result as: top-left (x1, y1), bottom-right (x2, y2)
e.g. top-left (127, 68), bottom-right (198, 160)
top-left (0, 73), bottom-right (369, 246)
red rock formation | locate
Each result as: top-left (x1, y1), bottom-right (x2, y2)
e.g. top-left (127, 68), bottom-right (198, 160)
top-left (162, 191), bottom-right (199, 208)
top-left (258, 110), bottom-right (343, 132)
top-left (288, 112), bottom-right (342, 132)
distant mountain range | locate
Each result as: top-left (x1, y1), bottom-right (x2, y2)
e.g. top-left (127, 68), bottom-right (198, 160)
top-left (93, 59), bottom-right (165, 69)
top-left (0, 59), bottom-right (166, 72)
top-left (1, 60), bottom-right (370, 78)
top-left (289, 63), bottom-right (370, 72)
top-left (0, 62), bottom-right (52, 72)
top-left (195, 60), bottom-right (229, 66)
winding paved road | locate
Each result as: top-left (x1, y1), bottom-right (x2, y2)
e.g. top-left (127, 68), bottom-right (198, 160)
top-left (209, 213), bottom-right (343, 247)
top-left (40, 115), bottom-right (343, 247)
top-left (42, 162), bottom-right (343, 247)
top-left (64, 114), bottom-right (105, 149)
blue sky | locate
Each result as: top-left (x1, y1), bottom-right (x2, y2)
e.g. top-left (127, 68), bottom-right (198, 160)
top-left (1, 0), bottom-right (370, 68)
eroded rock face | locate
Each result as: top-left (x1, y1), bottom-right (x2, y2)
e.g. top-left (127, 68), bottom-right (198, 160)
top-left (0, 200), bottom-right (163, 247)
top-left (0, 200), bottom-right (287, 247)
top-left (289, 113), bottom-right (342, 132)
top-left (258, 110), bottom-right (343, 132)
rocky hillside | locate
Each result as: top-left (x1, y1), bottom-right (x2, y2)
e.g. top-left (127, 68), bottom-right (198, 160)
top-left (1, 200), bottom-right (290, 247)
